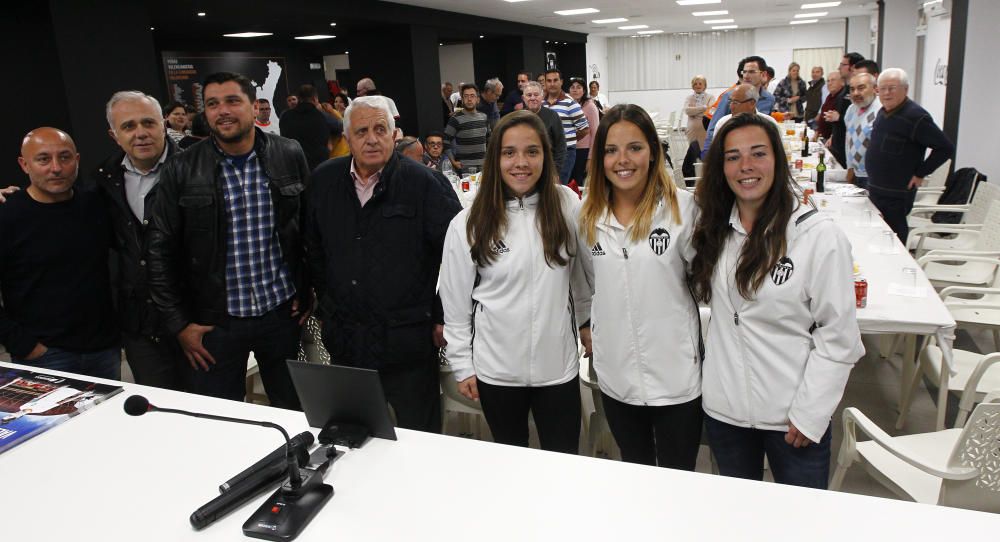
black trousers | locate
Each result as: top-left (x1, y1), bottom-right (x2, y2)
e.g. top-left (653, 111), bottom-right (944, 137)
top-left (571, 147), bottom-right (590, 187)
top-left (601, 393), bottom-right (703, 469)
top-left (122, 331), bottom-right (185, 391)
top-left (867, 183), bottom-right (918, 244)
top-left (681, 140), bottom-right (701, 183)
top-left (476, 376), bottom-right (581, 454)
top-left (190, 302), bottom-right (302, 410)
top-left (377, 360), bottom-right (442, 434)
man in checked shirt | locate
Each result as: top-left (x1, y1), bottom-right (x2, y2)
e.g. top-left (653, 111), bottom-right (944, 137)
top-left (146, 72), bottom-right (310, 409)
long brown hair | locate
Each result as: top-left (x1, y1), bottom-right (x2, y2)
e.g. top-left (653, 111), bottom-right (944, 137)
top-left (690, 114), bottom-right (798, 302)
top-left (467, 110), bottom-right (571, 267)
top-left (580, 104), bottom-right (681, 246)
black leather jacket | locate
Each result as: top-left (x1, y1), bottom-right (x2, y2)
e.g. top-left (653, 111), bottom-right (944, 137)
top-left (146, 129), bottom-right (310, 336)
top-left (93, 139), bottom-right (179, 338)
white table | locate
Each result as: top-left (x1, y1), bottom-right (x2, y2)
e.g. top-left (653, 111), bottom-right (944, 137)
top-left (808, 186), bottom-right (957, 429)
top-left (2, 362), bottom-right (997, 541)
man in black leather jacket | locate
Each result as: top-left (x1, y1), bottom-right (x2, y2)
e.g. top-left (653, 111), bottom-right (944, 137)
top-left (146, 72), bottom-right (309, 409)
top-left (94, 90), bottom-right (184, 390)
top-left (306, 95), bottom-right (461, 432)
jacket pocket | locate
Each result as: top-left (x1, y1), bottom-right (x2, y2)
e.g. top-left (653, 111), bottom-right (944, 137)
top-left (178, 195), bottom-right (214, 231)
top-left (382, 204), bottom-right (416, 219)
top-left (382, 305), bottom-right (434, 364)
top-left (277, 182), bottom-right (305, 197)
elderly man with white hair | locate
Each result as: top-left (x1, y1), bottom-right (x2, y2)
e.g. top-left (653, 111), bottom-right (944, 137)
top-left (865, 68), bottom-right (954, 243)
top-left (305, 95), bottom-right (461, 434)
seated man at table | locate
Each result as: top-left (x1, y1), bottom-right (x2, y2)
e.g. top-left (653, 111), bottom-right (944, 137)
top-left (703, 84), bottom-right (780, 150)
top-left (0, 128), bottom-right (120, 379)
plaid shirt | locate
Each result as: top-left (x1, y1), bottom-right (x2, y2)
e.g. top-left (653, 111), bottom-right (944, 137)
top-left (219, 150), bottom-right (296, 317)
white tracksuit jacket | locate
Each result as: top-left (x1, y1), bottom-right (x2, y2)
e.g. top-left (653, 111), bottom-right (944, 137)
top-left (703, 203), bottom-right (865, 443)
top-left (577, 191), bottom-right (702, 406)
top-left (440, 186), bottom-right (591, 386)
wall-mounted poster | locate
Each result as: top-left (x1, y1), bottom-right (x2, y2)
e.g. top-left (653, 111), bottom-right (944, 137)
top-left (162, 52), bottom-right (288, 113)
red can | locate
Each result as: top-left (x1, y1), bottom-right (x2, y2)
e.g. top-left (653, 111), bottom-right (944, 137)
top-left (802, 188), bottom-right (814, 205)
top-left (855, 278), bottom-right (868, 308)
top-left (794, 159), bottom-right (804, 170)
top-left (461, 179), bottom-right (470, 192)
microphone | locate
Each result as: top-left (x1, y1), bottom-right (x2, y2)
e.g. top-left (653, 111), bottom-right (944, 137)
top-left (219, 431), bottom-right (314, 493)
top-left (122, 394), bottom-right (309, 530)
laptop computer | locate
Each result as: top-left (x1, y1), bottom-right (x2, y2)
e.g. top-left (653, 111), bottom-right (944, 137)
top-left (286, 361), bottom-right (397, 441)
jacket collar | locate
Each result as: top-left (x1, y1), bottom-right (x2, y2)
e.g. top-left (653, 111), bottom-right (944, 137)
top-left (95, 137), bottom-right (179, 184)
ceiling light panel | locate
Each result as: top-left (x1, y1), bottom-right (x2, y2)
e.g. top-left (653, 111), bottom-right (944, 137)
top-left (224, 32), bottom-right (273, 38)
top-left (592, 18), bottom-right (628, 23)
top-left (618, 24), bottom-right (648, 29)
top-left (795, 12), bottom-right (828, 17)
top-left (800, 2), bottom-right (840, 8)
top-left (712, 25), bottom-right (738, 29)
top-left (789, 19), bottom-right (819, 24)
top-left (676, 0), bottom-right (722, 5)
top-left (692, 10), bottom-right (728, 16)
top-left (703, 19), bottom-right (734, 23)
top-left (554, 8), bottom-right (600, 15)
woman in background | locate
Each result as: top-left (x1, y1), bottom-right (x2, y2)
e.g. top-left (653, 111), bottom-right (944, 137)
top-left (683, 75), bottom-right (713, 149)
top-left (568, 77), bottom-right (600, 188)
top-left (774, 62), bottom-right (808, 122)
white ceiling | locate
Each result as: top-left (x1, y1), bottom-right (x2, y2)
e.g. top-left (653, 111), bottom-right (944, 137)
top-left (388, 0), bottom-right (875, 37)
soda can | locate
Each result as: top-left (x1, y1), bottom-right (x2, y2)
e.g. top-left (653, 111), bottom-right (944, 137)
top-left (795, 159), bottom-right (804, 170)
top-left (855, 278), bottom-right (868, 308)
top-left (802, 188), bottom-right (814, 205)
top-left (461, 179), bottom-right (470, 192)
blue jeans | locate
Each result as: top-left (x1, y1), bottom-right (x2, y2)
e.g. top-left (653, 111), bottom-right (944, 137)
top-left (15, 346), bottom-right (122, 380)
top-left (558, 146), bottom-right (577, 185)
top-left (704, 415), bottom-right (833, 489)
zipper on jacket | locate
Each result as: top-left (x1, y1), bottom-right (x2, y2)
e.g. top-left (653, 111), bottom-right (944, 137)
top-left (734, 311), bottom-right (739, 326)
top-left (622, 248), bottom-right (629, 260)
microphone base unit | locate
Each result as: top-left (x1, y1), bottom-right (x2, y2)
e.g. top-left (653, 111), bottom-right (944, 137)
top-left (242, 483), bottom-right (334, 541)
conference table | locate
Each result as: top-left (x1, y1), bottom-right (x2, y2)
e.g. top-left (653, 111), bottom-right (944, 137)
top-left (2, 361), bottom-right (997, 541)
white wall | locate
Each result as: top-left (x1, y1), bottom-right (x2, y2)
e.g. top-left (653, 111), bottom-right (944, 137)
top-left (609, 87), bottom-right (730, 120)
top-left (918, 10), bottom-right (950, 125)
top-left (585, 35), bottom-right (608, 95)
top-left (846, 16), bottom-right (871, 58)
top-left (880, 0), bottom-right (919, 80)
top-left (957, 0), bottom-right (999, 180)
top-left (438, 44), bottom-right (475, 88)
top-left (754, 21), bottom-right (845, 78)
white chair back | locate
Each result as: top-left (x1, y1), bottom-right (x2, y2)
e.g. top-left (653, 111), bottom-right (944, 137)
top-left (941, 399), bottom-right (1000, 512)
top-left (974, 199), bottom-right (1000, 251)
top-left (924, 158), bottom-right (952, 189)
top-left (963, 174), bottom-right (996, 225)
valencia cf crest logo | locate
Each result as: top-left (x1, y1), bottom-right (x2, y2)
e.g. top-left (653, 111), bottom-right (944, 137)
top-left (770, 257), bottom-right (794, 285)
top-left (648, 228), bottom-right (670, 256)
top-left (492, 240), bottom-right (510, 254)
top-left (591, 243), bottom-right (606, 256)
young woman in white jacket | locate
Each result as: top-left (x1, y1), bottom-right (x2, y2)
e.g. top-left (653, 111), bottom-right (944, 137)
top-left (690, 114), bottom-right (864, 489)
top-left (440, 111), bottom-right (590, 454)
top-left (577, 104), bottom-right (703, 469)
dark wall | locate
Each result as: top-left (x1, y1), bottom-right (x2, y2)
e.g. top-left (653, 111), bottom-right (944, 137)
top-left (4, 2), bottom-right (73, 188)
top-left (49, 0), bottom-right (161, 185)
top-left (473, 38), bottom-right (509, 90)
top-left (347, 25), bottom-right (420, 135)
top-left (410, 26), bottom-right (443, 137)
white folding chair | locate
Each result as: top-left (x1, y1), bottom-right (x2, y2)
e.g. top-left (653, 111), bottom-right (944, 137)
top-left (908, 171), bottom-right (985, 231)
top-left (908, 183), bottom-right (1000, 256)
top-left (917, 208), bottom-right (1000, 289)
top-left (912, 158), bottom-right (952, 207)
top-left (439, 363), bottom-right (486, 439)
top-left (831, 392), bottom-right (1000, 513)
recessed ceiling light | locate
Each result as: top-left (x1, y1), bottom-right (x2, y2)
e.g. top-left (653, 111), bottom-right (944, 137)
top-left (703, 19), bottom-right (734, 23)
top-left (330, 22), bottom-right (337, 26)
top-left (637, 30), bottom-right (664, 34)
top-left (801, 2), bottom-right (840, 8)
top-left (790, 19), bottom-right (819, 24)
top-left (479, 35), bottom-right (485, 38)
top-left (224, 32), bottom-right (273, 38)
top-left (149, 26), bottom-right (155, 30)
top-left (592, 18), bottom-right (628, 23)
top-left (197, 12), bottom-right (206, 16)
top-left (619, 24), bottom-right (648, 29)
top-left (676, 0), bottom-right (721, 5)
top-left (295, 35), bottom-right (336, 40)
top-left (692, 10), bottom-right (728, 16)
top-left (439, 42), bottom-right (443, 45)
top-left (795, 11), bottom-right (828, 17)
top-left (712, 25), bottom-right (738, 29)
top-left (504, 0), bottom-right (532, 2)
top-left (344, 50), bottom-right (349, 54)
top-left (554, 8), bottom-right (600, 15)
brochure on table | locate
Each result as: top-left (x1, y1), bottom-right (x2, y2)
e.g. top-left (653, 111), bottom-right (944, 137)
top-left (0, 366), bottom-right (123, 454)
